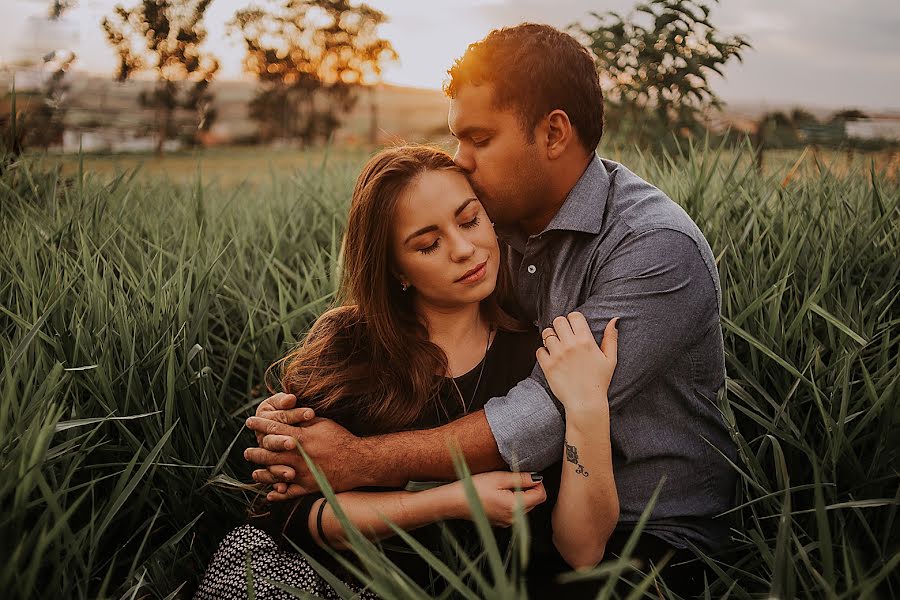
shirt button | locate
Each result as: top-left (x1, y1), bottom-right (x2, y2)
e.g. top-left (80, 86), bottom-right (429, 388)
top-left (527, 264), bottom-right (537, 274)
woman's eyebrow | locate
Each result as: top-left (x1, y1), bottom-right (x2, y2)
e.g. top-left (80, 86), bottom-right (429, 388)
top-left (404, 197), bottom-right (479, 244)
top-left (454, 197), bottom-right (479, 217)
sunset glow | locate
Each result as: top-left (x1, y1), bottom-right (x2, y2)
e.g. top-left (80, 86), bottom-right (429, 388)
top-left (1, 0), bottom-right (898, 108)
top-left (0, 0), bottom-right (503, 90)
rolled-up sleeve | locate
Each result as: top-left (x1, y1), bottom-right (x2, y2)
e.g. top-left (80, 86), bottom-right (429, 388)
top-left (483, 374), bottom-right (564, 471)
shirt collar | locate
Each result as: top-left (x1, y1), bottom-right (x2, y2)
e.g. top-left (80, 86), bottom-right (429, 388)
top-left (495, 154), bottom-right (613, 251)
top-left (541, 153), bottom-right (611, 236)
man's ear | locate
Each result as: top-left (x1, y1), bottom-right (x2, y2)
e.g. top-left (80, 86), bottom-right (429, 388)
top-left (545, 109), bottom-right (574, 160)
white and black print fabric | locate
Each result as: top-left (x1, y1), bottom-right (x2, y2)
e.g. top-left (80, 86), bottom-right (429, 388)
top-left (194, 524), bottom-right (378, 600)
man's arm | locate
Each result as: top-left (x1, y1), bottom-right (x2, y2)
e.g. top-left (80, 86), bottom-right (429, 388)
top-left (481, 228), bottom-right (720, 471)
top-left (244, 409), bottom-right (506, 495)
top-left (357, 410), bottom-right (506, 484)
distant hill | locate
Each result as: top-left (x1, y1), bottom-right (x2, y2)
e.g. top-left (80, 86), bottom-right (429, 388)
top-left (1, 71), bottom-right (452, 146)
top-left (4, 70), bottom-right (897, 148)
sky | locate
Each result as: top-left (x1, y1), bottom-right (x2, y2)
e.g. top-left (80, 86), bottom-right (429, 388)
top-left (2, 0), bottom-right (899, 111)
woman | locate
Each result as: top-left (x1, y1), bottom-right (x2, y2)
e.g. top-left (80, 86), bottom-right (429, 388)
top-left (195, 145), bottom-right (619, 599)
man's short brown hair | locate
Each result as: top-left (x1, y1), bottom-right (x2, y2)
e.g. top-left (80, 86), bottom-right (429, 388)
top-left (445, 23), bottom-right (604, 152)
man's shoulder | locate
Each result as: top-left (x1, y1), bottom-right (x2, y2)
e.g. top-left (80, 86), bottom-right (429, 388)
top-left (596, 158), bottom-right (721, 303)
top-left (600, 158), bottom-right (701, 239)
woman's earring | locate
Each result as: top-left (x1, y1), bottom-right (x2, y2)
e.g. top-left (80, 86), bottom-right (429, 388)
top-left (401, 282), bottom-right (409, 292)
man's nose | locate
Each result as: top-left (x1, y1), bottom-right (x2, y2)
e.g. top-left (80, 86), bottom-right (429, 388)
top-left (453, 144), bottom-right (474, 173)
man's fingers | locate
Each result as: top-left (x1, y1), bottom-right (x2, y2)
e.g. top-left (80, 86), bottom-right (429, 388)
top-left (244, 446), bottom-right (295, 466)
top-left (257, 393), bottom-right (296, 416)
top-left (268, 407), bottom-right (316, 425)
top-left (267, 464), bottom-right (296, 481)
top-left (266, 483), bottom-right (310, 502)
top-left (601, 317), bottom-right (619, 361)
top-left (274, 482), bottom-right (287, 494)
top-left (272, 393), bottom-right (298, 410)
top-left (246, 416), bottom-right (301, 437)
top-left (261, 434), bottom-right (297, 452)
top-left (252, 469), bottom-right (280, 484)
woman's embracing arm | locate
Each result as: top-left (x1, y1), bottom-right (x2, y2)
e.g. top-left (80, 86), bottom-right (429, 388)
top-left (284, 472), bottom-right (546, 550)
top-left (296, 487), bottom-right (459, 550)
top-left (537, 314), bottom-right (620, 569)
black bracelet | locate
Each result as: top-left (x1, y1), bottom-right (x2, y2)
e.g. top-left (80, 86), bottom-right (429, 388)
top-left (316, 498), bottom-right (329, 545)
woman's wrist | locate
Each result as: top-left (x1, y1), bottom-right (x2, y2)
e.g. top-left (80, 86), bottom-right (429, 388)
top-left (564, 400), bottom-right (609, 431)
top-left (422, 482), bottom-right (465, 520)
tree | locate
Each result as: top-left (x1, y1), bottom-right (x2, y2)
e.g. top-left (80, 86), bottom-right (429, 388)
top-left (1, 3), bottom-right (77, 159)
top-left (828, 108), bottom-right (868, 125)
top-left (572, 0), bottom-right (749, 148)
top-left (230, 0), bottom-right (396, 145)
top-left (48, 0), bottom-right (77, 19)
top-left (102, 0), bottom-right (219, 155)
top-left (753, 111), bottom-right (798, 172)
top-left (25, 50), bottom-right (77, 149)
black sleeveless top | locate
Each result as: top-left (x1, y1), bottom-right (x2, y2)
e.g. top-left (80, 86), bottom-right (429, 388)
top-left (253, 327), bottom-right (559, 587)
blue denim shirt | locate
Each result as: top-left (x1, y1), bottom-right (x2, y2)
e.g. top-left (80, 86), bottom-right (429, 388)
top-left (484, 155), bottom-right (737, 552)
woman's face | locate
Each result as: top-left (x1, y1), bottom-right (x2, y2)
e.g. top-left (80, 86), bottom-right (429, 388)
top-left (391, 169), bottom-right (500, 310)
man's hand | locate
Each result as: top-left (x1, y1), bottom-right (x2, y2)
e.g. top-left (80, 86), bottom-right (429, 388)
top-left (245, 412), bottom-right (374, 500)
top-left (253, 393), bottom-right (315, 444)
top-left (249, 393), bottom-right (316, 486)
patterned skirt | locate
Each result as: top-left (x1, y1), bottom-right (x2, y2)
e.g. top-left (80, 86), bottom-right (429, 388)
top-left (194, 524), bottom-right (378, 600)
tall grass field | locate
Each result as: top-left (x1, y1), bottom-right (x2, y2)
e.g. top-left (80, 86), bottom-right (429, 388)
top-left (1, 144), bottom-right (898, 599)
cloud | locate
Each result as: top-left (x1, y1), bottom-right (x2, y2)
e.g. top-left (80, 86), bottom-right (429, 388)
top-left (2, 0), bottom-right (897, 109)
top-left (464, 0), bottom-right (900, 109)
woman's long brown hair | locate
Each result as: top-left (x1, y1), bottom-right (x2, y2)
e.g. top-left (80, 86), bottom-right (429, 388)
top-left (267, 145), bottom-right (523, 435)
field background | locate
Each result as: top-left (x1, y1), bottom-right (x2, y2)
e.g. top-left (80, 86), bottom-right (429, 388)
top-left (2, 142), bottom-right (899, 599)
top-left (39, 143), bottom-right (900, 186)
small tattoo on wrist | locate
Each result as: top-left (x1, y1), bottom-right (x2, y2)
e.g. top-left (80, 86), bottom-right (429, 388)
top-left (564, 439), bottom-right (589, 477)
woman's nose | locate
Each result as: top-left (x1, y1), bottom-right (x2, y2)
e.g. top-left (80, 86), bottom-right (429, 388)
top-left (448, 231), bottom-right (476, 262)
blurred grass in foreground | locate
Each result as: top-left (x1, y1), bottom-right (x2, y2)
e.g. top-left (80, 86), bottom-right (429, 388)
top-left (1, 141), bottom-right (898, 598)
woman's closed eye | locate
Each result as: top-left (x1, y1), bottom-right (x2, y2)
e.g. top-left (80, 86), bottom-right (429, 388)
top-left (418, 240), bottom-right (440, 255)
top-left (416, 216), bottom-right (481, 255)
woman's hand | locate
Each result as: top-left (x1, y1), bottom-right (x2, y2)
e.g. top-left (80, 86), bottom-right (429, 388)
top-left (536, 313), bottom-right (618, 418)
top-left (448, 471), bottom-right (547, 528)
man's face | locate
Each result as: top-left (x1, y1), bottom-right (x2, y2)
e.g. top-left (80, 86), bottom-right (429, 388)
top-left (448, 84), bottom-right (547, 228)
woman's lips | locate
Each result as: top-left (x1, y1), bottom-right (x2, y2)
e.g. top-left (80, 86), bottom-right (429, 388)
top-left (456, 261), bottom-right (488, 284)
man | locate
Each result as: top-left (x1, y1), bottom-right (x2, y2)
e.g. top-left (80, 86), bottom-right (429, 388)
top-left (244, 23), bottom-right (736, 594)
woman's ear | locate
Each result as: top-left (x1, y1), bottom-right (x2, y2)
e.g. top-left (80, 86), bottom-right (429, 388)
top-left (391, 269), bottom-right (410, 291)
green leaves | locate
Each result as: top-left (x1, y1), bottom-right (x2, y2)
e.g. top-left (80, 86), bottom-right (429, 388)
top-left (572, 0), bottom-right (751, 149)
